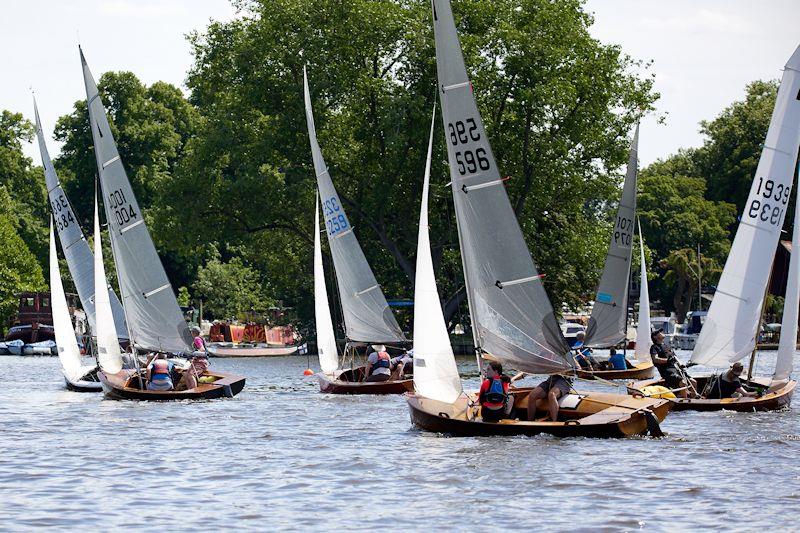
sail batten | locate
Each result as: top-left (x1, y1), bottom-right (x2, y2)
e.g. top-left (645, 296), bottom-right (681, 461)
top-left (81, 48), bottom-right (192, 353)
top-left (34, 98), bottom-right (127, 339)
top-left (586, 125), bottom-right (639, 348)
top-left (692, 45), bottom-right (800, 367)
top-left (303, 67), bottom-right (406, 344)
top-left (433, 0), bottom-right (571, 374)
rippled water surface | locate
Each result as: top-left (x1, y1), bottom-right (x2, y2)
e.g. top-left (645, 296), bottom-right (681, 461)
top-left (1, 352), bottom-right (798, 531)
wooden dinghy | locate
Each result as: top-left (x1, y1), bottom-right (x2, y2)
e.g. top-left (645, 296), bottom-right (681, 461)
top-left (407, 387), bottom-right (670, 438)
top-left (207, 343), bottom-right (298, 357)
top-left (65, 367), bottom-right (103, 392)
top-left (317, 366), bottom-right (413, 395)
top-left (629, 376), bottom-right (796, 412)
top-left (577, 360), bottom-right (655, 381)
top-left (99, 368), bottom-right (245, 401)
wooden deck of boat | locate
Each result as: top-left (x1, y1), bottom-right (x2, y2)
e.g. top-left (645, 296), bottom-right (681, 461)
top-left (577, 361), bottom-right (655, 381)
top-left (99, 369), bottom-right (246, 400)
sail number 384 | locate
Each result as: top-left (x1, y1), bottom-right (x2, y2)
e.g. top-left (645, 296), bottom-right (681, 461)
top-left (747, 177), bottom-right (790, 226)
top-left (448, 118), bottom-right (490, 176)
top-left (51, 193), bottom-right (76, 231)
top-left (108, 189), bottom-right (138, 227)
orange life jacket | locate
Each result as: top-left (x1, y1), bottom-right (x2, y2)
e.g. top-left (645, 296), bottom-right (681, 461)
top-left (371, 351), bottom-right (391, 374)
top-left (152, 359), bottom-right (170, 378)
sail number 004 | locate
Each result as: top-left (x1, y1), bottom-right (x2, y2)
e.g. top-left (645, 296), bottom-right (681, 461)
top-left (51, 193), bottom-right (76, 231)
top-left (448, 118), bottom-right (490, 176)
top-left (108, 189), bottom-right (138, 227)
top-left (323, 196), bottom-right (348, 236)
top-left (748, 177), bottom-right (790, 226)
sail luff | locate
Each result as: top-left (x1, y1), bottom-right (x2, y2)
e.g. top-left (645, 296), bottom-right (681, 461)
top-left (774, 167), bottom-right (800, 382)
top-left (692, 45), bottom-right (800, 367)
top-left (315, 198), bottom-right (340, 375)
top-left (93, 198), bottom-right (123, 374)
top-left (413, 104), bottom-right (462, 403)
top-left (50, 221), bottom-right (89, 382)
top-left (81, 47), bottom-right (192, 353)
top-left (432, 0), bottom-right (571, 374)
top-left (34, 97), bottom-right (128, 339)
top-left (634, 220), bottom-right (652, 362)
top-left (586, 124), bottom-right (639, 348)
top-left (303, 66), bottom-right (406, 343)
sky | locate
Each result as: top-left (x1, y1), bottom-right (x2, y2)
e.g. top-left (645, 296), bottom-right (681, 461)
top-left (2, 0), bottom-right (800, 166)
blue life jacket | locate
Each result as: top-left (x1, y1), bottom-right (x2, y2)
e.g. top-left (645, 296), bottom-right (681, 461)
top-left (483, 377), bottom-right (507, 406)
top-left (371, 352), bottom-right (391, 374)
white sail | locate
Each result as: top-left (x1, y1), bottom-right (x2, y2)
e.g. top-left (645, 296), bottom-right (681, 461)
top-left (93, 197), bottom-right (123, 374)
top-left (303, 66), bottom-right (406, 343)
top-left (50, 221), bottom-right (90, 383)
top-left (35, 98), bottom-right (128, 339)
top-left (774, 168), bottom-right (800, 383)
top-left (413, 105), bottom-right (462, 404)
top-left (634, 220), bottom-right (652, 362)
top-left (586, 125), bottom-right (639, 348)
top-left (315, 199), bottom-right (340, 375)
top-left (692, 45), bottom-right (800, 367)
top-left (433, 0), bottom-right (571, 374)
top-left (81, 47), bottom-right (193, 353)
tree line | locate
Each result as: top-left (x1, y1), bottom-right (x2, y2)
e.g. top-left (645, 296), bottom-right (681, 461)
top-left (0, 0), bottom-right (780, 335)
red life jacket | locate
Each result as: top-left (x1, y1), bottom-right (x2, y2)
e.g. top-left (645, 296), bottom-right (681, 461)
top-left (480, 376), bottom-right (508, 409)
top-left (371, 351), bottom-right (391, 374)
top-left (152, 359), bottom-right (170, 379)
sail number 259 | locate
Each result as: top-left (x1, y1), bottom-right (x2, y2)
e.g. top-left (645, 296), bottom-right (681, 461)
top-left (448, 118), bottom-right (490, 176)
top-left (747, 177), bottom-right (790, 226)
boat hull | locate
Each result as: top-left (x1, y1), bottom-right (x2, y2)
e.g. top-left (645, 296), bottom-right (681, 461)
top-left (577, 361), bottom-right (655, 381)
top-left (65, 367), bottom-right (102, 392)
top-left (628, 377), bottom-right (796, 412)
top-left (317, 366), bottom-right (413, 395)
top-left (207, 343), bottom-right (298, 357)
top-left (99, 369), bottom-right (246, 400)
top-left (407, 387), bottom-right (671, 438)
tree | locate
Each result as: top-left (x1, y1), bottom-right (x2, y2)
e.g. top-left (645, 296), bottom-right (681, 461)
top-left (660, 248), bottom-right (720, 323)
top-left (193, 256), bottom-right (272, 320)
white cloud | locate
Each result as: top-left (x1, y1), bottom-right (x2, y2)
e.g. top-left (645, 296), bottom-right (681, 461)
top-left (97, 0), bottom-right (187, 18)
top-left (641, 9), bottom-right (753, 35)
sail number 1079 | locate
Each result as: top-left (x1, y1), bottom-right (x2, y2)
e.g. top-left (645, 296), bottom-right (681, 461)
top-left (747, 177), bottom-right (790, 226)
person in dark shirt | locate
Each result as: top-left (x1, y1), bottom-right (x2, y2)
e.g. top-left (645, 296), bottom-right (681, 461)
top-left (705, 362), bottom-right (758, 399)
top-left (478, 362), bottom-right (513, 422)
top-left (573, 331), bottom-right (598, 370)
top-left (526, 374), bottom-right (572, 422)
top-left (650, 329), bottom-right (696, 398)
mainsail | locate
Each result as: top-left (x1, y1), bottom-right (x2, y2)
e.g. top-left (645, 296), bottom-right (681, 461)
top-left (432, 0), bottom-right (571, 374)
top-left (50, 221), bottom-right (92, 383)
top-left (692, 45), bottom-right (800, 367)
top-left (34, 98), bottom-right (127, 338)
top-left (81, 48), bottom-right (192, 353)
top-left (634, 220), bottom-right (652, 362)
top-left (93, 198), bottom-right (123, 374)
top-left (586, 125), bottom-right (639, 348)
top-left (303, 67), bottom-right (406, 343)
top-left (774, 167), bottom-right (800, 383)
top-left (412, 105), bottom-right (462, 403)
top-left (315, 198), bottom-right (340, 374)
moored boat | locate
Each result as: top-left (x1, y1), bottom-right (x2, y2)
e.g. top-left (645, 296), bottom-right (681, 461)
top-left (206, 342), bottom-right (298, 357)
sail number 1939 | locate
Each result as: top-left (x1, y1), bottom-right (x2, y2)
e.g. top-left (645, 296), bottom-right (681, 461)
top-left (108, 189), bottom-right (138, 227)
top-left (747, 177), bottom-right (789, 226)
top-left (448, 118), bottom-right (490, 176)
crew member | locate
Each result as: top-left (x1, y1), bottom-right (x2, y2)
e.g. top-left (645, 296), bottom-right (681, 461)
top-left (705, 362), bottom-right (758, 399)
top-left (478, 361), bottom-right (513, 422)
top-left (365, 345), bottom-right (392, 382)
top-left (146, 353), bottom-right (174, 391)
top-left (651, 329), bottom-right (696, 398)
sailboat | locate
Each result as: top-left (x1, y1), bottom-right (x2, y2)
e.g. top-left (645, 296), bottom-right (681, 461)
top-left (406, 0), bottom-right (670, 437)
top-left (79, 47), bottom-right (245, 400)
top-left (580, 126), bottom-right (654, 381)
top-left (630, 44), bottom-right (800, 411)
top-left (304, 67), bottom-right (411, 394)
top-left (49, 221), bottom-right (101, 391)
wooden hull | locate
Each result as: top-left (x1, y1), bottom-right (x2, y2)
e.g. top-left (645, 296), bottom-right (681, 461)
top-left (317, 366), bottom-right (413, 395)
top-left (577, 361), bottom-right (655, 381)
top-left (407, 387), bottom-right (671, 438)
top-left (207, 343), bottom-right (298, 357)
top-left (99, 369), bottom-right (246, 401)
top-left (628, 377), bottom-right (796, 412)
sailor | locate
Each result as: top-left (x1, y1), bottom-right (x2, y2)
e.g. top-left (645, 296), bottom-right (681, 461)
top-left (391, 349), bottom-right (413, 379)
top-left (650, 329), bottom-right (695, 398)
top-left (365, 344), bottom-right (392, 382)
top-left (526, 374), bottom-right (572, 422)
top-left (573, 331), bottom-right (598, 370)
top-left (608, 347), bottom-right (629, 370)
top-left (478, 361), bottom-right (513, 422)
top-left (191, 327), bottom-right (207, 355)
top-left (146, 353), bottom-right (174, 391)
top-left (705, 362), bottom-right (758, 399)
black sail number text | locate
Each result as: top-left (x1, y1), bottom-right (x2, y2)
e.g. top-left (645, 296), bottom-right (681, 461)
top-left (51, 194), bottom-right (75, 231)
top-left (108, 189), bottom-right (138, 227)
top-left (748, 177), bottom-right (790, 227)
top-left (449, 118), bottom-right (490, 176)
top-left (614, 216), bottom-right (633, 247)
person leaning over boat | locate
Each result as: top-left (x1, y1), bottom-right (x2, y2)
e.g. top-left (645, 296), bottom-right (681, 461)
top-left (391, 349), bottom-right (413, 379)
top-left (526, 374), bottom-right (572, 422)
top-left (650, 329), bottom-right (696, 398)
top-left (145, 353), bottom-right (174, 391)
top-left (478, 361), bottom-right (513, 422)
top-left (573, 331), bottom-right (598, 370)
top-left (365, 344), bottom-right (392, 382)
top-left (704, 362), bottom-right (758, 399)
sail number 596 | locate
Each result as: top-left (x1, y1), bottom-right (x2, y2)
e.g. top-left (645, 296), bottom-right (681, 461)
top-left (448, 118), bottom-right (490, 175)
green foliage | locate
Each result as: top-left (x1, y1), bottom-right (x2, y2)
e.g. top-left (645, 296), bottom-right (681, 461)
top-left (193, 256), bottom-right (273, 320)
top-left (177, 286), bottom-right (191, 307)
top-left (660, 248), bottom-right (720, 322)
top-left (0, 209), bottom-right (46, 332)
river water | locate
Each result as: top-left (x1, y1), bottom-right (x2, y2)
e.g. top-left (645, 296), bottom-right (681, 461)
top-left (0, 351), bottom-right (797, 531)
